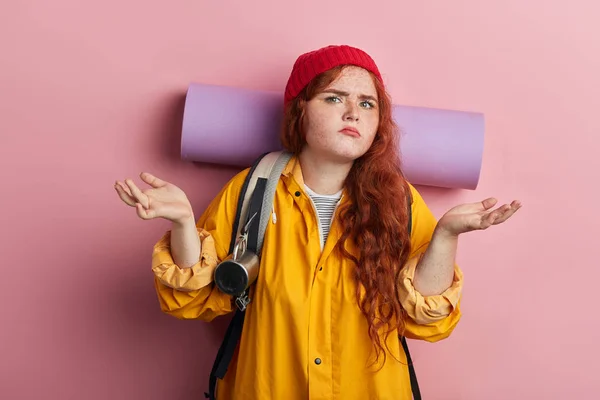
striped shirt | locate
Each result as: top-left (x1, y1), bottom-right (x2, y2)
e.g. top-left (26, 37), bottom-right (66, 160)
top-left (304, 184), bottom-right (343, 249)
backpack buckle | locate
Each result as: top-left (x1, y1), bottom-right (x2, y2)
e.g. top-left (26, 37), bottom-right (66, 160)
top-left (235, 293), bottom-right (251, 311)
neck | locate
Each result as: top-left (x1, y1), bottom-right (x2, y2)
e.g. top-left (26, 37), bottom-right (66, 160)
top-left (298, 150), bottom-right (353, 195)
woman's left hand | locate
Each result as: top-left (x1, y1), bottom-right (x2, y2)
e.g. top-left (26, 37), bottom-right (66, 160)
top-left (436, 198), bottom-right (522, 237)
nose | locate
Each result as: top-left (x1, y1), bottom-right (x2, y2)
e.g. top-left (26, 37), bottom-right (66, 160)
top-left (343, 102), bottom-right (359, 122)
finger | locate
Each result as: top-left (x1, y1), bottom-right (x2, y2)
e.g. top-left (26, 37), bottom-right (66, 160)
top-left (463, 197), bottom-right (498, 212)
top-left (136, 203), bottom-right (156, 220)
top-left (116, 180), bottom-right (133, 197)
top-left (125, 179), bottom-right (149, 208)
top-left (114, 181), bottom-right (136, 207)
top-left (479, 210), bottom-right (500, 229)
top-left (480, 197), bottom-right (498, 211)
top-left (494, 210), bottom-right (517, 225)
top-left (140, 172), bottom-right (168, 189)
top-left (489, 201), bottom-right (522, 224)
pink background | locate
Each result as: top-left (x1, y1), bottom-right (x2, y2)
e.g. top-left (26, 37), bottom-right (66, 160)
top-left (1, 1), bottom-right (598, 399)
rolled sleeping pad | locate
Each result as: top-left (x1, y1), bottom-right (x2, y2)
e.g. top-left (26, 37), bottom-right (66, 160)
top-left (181, 83), bottom-right (484, 190)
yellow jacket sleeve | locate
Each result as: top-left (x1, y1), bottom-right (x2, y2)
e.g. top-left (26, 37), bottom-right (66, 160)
top-left (398, 184), bottom-right (464, 341)
top-left (151, 168), bottom-right (251, 321)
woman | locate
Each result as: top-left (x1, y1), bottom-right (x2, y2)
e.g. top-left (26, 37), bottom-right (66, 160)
top-left (115, 45), bottom-right (521, 399)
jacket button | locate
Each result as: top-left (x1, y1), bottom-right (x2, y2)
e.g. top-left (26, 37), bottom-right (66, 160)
top-left (295, 191), bottom-right (301, 197)
top-left (314, 358), bottom-right (322, 365)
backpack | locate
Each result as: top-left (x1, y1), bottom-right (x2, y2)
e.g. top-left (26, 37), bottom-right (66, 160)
top-left (205, 151), bottom-right (421, 400)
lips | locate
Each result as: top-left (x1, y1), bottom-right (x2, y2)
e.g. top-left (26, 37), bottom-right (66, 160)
top-left (339, 127), bottom-right (360, 137)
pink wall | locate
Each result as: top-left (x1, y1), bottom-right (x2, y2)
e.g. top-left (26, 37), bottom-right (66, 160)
top-left (2, 1), bottom-right (597, 399)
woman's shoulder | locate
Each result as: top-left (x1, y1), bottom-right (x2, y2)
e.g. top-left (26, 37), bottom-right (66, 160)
top-left (406, 182), bottom-right (435, 220)
top-left (406, 182), bottom-right (423, 206)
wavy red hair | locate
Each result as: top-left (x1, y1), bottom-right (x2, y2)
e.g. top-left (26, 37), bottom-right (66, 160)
top-left (280, 65), bottom-right (412, 367)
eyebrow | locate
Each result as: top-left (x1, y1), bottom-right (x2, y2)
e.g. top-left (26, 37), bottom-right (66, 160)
top-left (322, 89), bottom-right (378, 103)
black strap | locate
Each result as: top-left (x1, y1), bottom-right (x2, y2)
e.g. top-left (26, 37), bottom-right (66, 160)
top-left (205, 155), bottom-right (268, 400)
top-left (205, 308), bottom-right (245, 399)
top-left (229, 153), bottom-right (269, 255)
top-left (401, 335), bottom-right (421, 400)
top-left (245, 178), bottom-right (267, 253)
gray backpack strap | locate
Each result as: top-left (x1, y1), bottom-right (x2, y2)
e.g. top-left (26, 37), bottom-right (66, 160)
top-left (256, 151), bottom-right (292, 254)
top-left (235, 151), bottom-right (291, 244)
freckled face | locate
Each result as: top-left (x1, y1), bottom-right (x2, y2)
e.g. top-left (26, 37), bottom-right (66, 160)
top-left (302, 66), bottom-right (380, 163)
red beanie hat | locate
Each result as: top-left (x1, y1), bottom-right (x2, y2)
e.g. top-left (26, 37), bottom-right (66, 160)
top-left (283, 44), bottom-right (383, 106)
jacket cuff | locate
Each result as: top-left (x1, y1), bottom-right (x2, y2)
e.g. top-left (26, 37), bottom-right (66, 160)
top-left (398, 255), bottom-right (463, 325)
top-left (151, 227), bottom-right (221, 292)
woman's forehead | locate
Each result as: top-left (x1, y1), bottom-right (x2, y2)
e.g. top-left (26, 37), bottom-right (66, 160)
top-left (324, 66), bottom-right (377, 96)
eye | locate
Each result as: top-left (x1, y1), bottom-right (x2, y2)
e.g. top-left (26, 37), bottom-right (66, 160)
top-left (360, 101), bottom-right (376, 109)
top-left (325, 96), bottom-right (342, 103)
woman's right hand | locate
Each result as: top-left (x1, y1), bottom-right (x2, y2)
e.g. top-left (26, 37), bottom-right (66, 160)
top-left (114, 172), bottom-right (194, 224)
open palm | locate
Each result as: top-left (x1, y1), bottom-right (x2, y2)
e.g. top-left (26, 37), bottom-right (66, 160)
top-left (437, 197), bottom-right (522, 236)
top-left (114, 172), bottom-right (193, 223)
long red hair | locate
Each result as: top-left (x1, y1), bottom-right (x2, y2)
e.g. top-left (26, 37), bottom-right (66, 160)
top-left (280, 65), bottom-right (412, 367)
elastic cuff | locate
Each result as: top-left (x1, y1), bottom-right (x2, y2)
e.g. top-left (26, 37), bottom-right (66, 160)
top-left (151, 227), bottom-right (220, 291)
top-left (398, 256), bottom-right (463, 324)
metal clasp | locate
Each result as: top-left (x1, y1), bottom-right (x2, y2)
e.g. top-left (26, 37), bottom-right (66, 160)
top-left (232, 211), bottom-right (259, 311)
top-left (235, 293), bottom-right (251, 311)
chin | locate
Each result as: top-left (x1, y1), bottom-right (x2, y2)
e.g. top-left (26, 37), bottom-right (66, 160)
top-left (327, 149), bottom-right (367, 164)
top-left (304, 141), bottom-right (370, 164)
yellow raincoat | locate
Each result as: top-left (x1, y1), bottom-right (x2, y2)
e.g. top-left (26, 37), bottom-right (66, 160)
top-left (152, 156), bottom-right (463, 399)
